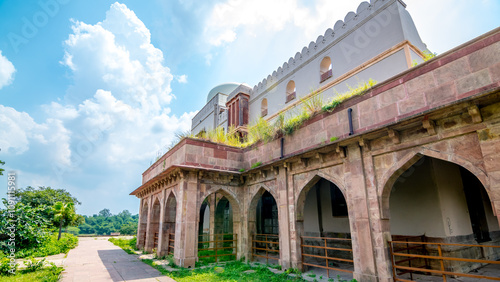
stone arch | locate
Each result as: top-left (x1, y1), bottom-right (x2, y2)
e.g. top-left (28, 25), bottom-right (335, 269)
top-left (137, 199), bottom-right (149, 249)
top-left (379, 149), bottom-right (491, 219)
top-left (160, 191), bottom-right (177, 256)
top-left (296, 171), bottom-right (347, 221)
top-left (248, 185), bottom-right (279, 228)
top-left (197, 187), bottom-right (242, 258)
top-left (146, 197), bottom-right (161, 251)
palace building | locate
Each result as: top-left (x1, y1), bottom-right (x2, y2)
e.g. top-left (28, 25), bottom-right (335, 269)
top-left (131, 0), bottom-right (500, 281)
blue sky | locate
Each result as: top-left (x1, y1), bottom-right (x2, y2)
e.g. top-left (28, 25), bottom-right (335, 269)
top-left (0, 0), bottom-right (499, 215)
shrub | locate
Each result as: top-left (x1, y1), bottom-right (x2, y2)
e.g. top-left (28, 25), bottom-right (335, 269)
top-left (14, 233), bottom-right (78, 259)
top-left (23, 258), bottom-right (45, 273)
top-left (250, 162), bottom-right (262, 169)
top-left (0, 257), bottom-right (17, 275)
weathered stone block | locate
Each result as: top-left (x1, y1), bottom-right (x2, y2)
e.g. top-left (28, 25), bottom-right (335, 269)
top-left (456, 69), bottom-right (493, 95)
top-left (433, 57), bottom-right (470, 85)
top-left (468, 41), bottom-right (500, 72)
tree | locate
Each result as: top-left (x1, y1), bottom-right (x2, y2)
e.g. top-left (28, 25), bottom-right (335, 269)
top-left (53, 202), bottom-right (79, 240)
top-left (0, 200), bottom-right (50, 253)
top-left (15, 186), bottom-right (81, 208)
top-left (0, 160), bottom-right (4, 176)
top-left (98, 208), bottom-right (112, 218)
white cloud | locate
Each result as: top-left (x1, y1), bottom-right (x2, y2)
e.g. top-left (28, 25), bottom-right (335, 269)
top-left (0, 2), bottom-right (195, 214)
top-left (175, 74), bottom-right (188, 84)
top-left (204, 0), bottom-right (359, 47)
top-left (0, 50), bottom-right (16, 90)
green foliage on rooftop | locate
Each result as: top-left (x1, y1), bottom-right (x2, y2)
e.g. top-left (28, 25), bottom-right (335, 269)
top-left (171, 79), bottom-right (377, 152)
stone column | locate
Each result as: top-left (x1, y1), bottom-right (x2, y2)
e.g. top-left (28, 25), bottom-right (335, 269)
top-left (144, 196), bottom-right (153, 252)
top-left (174, 171), bottom-right (199, 268)
top-left (157, 189), bottom-right (166, 257)
top-left (136, 198), bottom-right (145, 249)
top-left (209, 194), bottom-right (216, 248)
top-left (278, 166), bottom-right (292, 268)
top-left (287, 165), bottom-right (302, 270)
top-left (362, 150), bottom-right (393, 282)
top-left (478, 124), bottom-right (500, 225)
top-left (345, 144), bottom-right (378, 282)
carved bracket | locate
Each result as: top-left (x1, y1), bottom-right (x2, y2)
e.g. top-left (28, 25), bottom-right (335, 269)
top-left (387, 128), bottom-right (401, 145)
top-left (468, 105), bottom-right (482, 124)
top-left (423, 117), bottom-right (436, 135)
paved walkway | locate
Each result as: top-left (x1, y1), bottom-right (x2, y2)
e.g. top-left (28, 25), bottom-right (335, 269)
top-left (62, 237), bottom-right (175, 282)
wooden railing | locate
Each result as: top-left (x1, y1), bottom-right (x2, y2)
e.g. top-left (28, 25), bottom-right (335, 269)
top-left (301, 236), bottom-right (353, 277)
top-left (153, 232), bottom-right (159, 249)
top-left (167, 233), bottom-right (175, 255)
top-left (198, 233), bottom-right (237, 263)
top-left (252, 234), bottom-right (279, 264)
top-left (389, 240), bottom-right (500, 281)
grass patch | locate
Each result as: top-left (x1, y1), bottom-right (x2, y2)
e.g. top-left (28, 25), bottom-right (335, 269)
top-left (167, 79), bottom-right (377, 152)
top-left (12, 233), bottom-right (78, 259)
top-left (108, 237), bottom-right (138, 254)
top-left (0, 267), bottom-right (63, 282)
top-left (143, 259), bottom-right (306, 282)
top-left (250, 162), bottom-right (262, 169)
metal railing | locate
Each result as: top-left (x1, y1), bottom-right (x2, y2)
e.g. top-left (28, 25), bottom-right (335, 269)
top-left (198, 233), bottom-right (237, 263)
top-left (167, 233), bottom-right (175, 255)
top-left (252, 234), bottom-right (280, 264)
top-left (391, 235), bottom-right (430, 280)
top-left (389, 240), bottom-right (500, 281)
top-left (301, 236), bottom-right (354, 277)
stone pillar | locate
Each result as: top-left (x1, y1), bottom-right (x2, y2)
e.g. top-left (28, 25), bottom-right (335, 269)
top-left (157, 189), bottom-right (166, 257)
top-left (345, 144), bottom-right (378, 282)
top-left (209, 194), bottom-right (216, 248)
top-left (478, 124), bottom-right (500, 225)
top-left (287, 165), bottom-right (302, 270)
top-left (144, 196), bottom-right (153, 252)
top-left (362, 150), bottom-right (393, 282)
top-left (136, 198), bottom-right (145, 249)
top-left (174, 171), bottom-right (199, 268)
top-left (278, 166), bottom-right (292, 268)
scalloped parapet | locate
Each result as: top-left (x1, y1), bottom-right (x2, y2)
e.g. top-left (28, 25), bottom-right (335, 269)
top-left (250, 0), bottom-right (416, 95)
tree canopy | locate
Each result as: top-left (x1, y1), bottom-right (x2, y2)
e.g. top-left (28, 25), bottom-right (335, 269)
top-left (78, 209), bottom-right (138, 235)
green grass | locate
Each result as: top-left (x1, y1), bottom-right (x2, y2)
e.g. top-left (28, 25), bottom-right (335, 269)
top-left (108, 237), bottom-right (138, 254)
top-left (0, 267), bottom-right (63, 282)
top-left (13, 233), bottom-right (78, 259)
top-left (143, 259), bottom-right (306, 282)
top-left (169, 79), bottom-right (377, 151)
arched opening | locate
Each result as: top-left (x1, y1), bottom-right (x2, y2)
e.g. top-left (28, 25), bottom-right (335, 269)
top-left (286, 80), bottom-right (296, 103)
top-left (160, 193), bottom-right (176, 256)
top-left (261, 98), bottom-right (268, 117)
top-left (388, 156), bottom-right (500, 280)
top-left (249, 189), bottom-right (279, 264)
top-left (320, 57), bottom-right (332, 82)
top-left (138, 202), bottom-right (148, 249)
top-left (198, 192), bottom-right (237, 263)
top-left (147, 198), bottom-right (161, 251)
top-left (215, 197), bottom-right (233, 234)
top-left (297, 177), bottom-right (354, 279)
top-left (198, 199), bottom-right (210, 244)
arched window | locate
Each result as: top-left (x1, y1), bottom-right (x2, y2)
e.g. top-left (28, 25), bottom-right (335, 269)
top-left (261, 98), bottom-right (268, 117)
top-left (320, 56), bottom-right (332, 82)
top-left (286, 80), bottom-right (296, 103)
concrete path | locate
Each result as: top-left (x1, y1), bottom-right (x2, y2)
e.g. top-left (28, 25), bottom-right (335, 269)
top-left (62, 237), bottom-right (175, 282)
